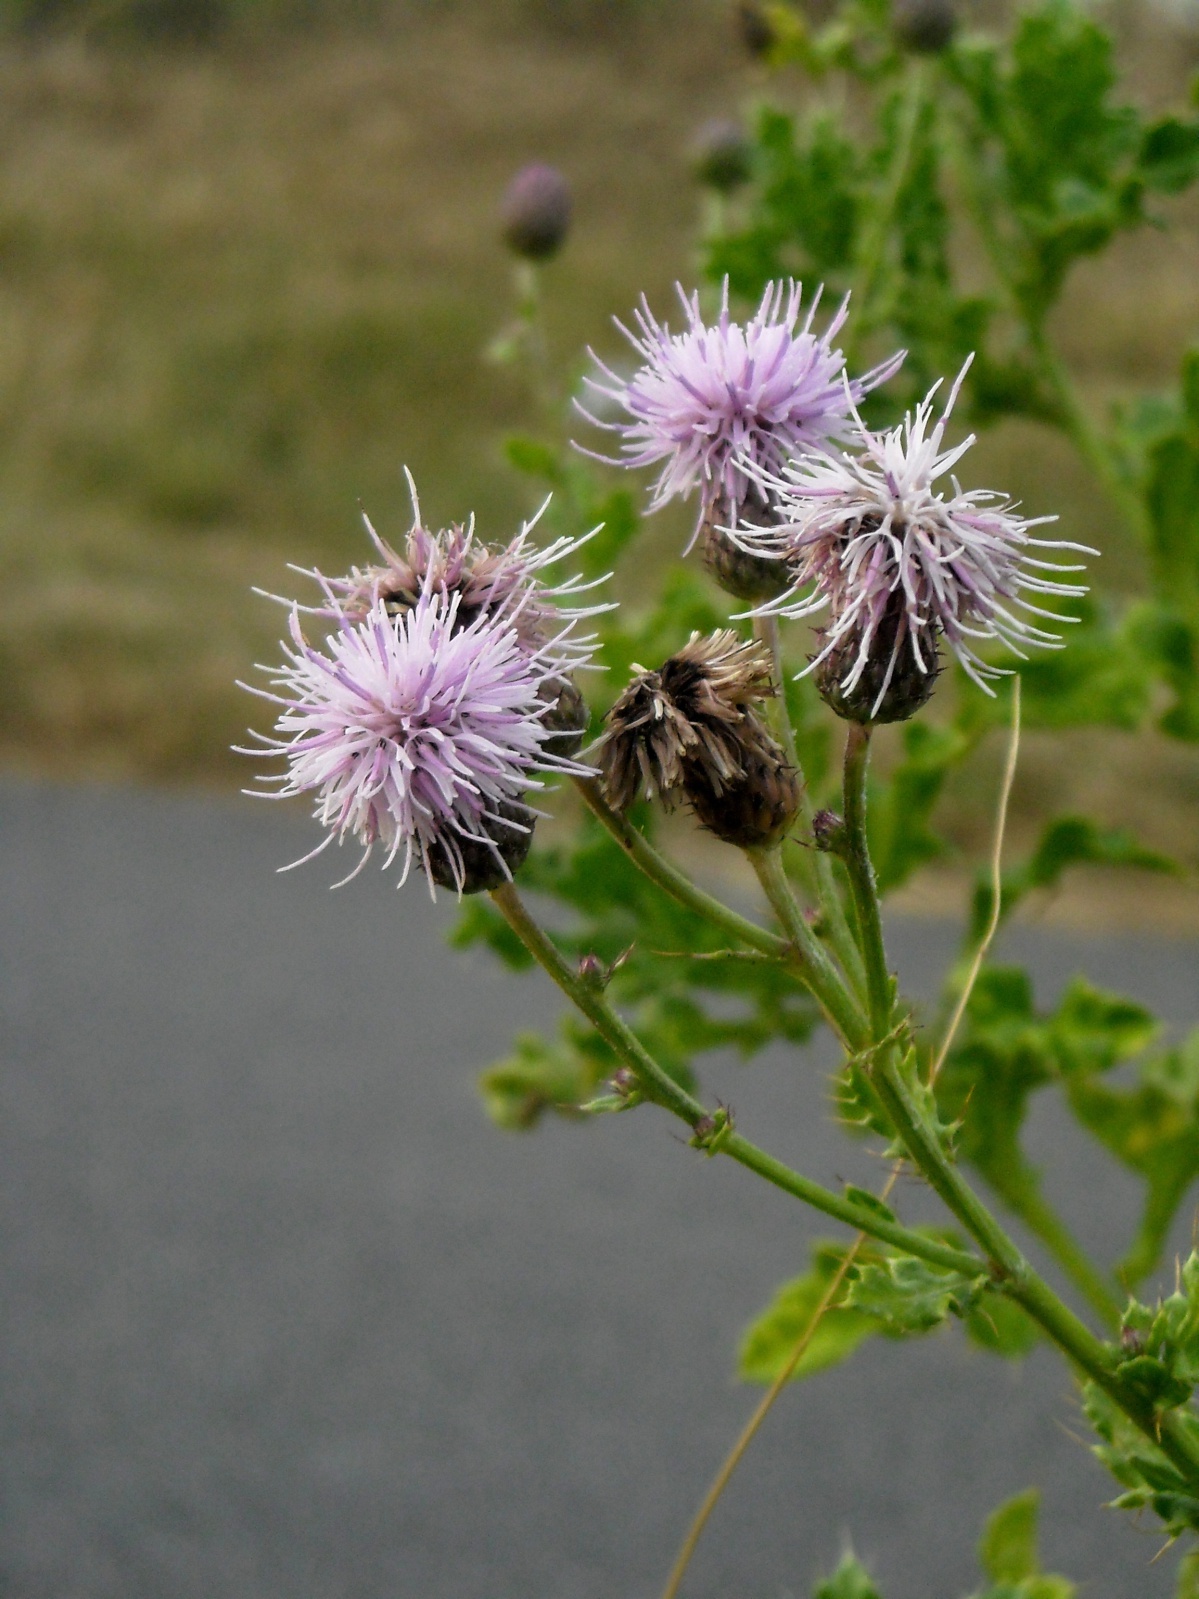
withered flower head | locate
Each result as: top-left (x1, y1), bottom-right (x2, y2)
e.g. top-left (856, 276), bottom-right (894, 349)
top-left (598, 631), bottom-right (800, 849)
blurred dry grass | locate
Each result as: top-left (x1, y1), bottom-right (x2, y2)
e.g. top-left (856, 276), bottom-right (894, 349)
top-left (0, 4), bottom-right (740, 779)
top-left (0, 0), bottom-right (1197, 928)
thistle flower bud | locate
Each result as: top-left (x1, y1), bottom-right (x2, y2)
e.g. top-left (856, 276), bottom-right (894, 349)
top-left (425, 799), bottom-right (534, 895)
top-left (892, 0), bottom-right (956, 53)
top-left (814, 592), bottom-right (941, 725)
top-left (598, 631), bottom-right (800, 849)
top-left (691, 118), bottom-right (753, 194)
top-left (540, 676), bottom-right (589, 759)
top-left (501, 164), bottom-right (572, 262)
top-left (737, 0), bottom-right (776, 56)
top-left (701, 484), bottom-right (792, 603)
top-left (811, 808), bottom-right (846, 853)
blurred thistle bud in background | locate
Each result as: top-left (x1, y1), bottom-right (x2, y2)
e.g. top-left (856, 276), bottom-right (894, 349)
top-left (501, 163), bottom-right (572, 262)
top-left (892, 0), bottom-right (957, 54)
top-left (736, 0), bottom-right (777, 57)
top-left (691, 117), bottom-right (753, 195)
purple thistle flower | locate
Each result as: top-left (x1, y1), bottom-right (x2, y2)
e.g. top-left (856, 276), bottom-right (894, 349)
top-left (746, 359), bottom-right (1094, 720)
top-left (576, 279), bottom-right (903, 546)
top-left (273, 470), bottom-right (609, 673)
top-left (240, 586), bottom-right (593, 895)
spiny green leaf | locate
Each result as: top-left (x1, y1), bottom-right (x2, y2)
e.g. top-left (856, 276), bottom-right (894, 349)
top-left (846, 1250), bottom-right (985, 1332)
top-left (813, 1552), bottom-right (883, 1599)
top-left (478, 1028), bottom-right (610, 1130)
top-left (739, 1242), bottom-right (885, 1385)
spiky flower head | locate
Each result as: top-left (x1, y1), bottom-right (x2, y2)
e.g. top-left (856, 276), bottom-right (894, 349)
top-left (747, 360), bottom-right (1093, 723)
top-left (577, 280), bottom-right (903, 549)
top-left (598, 631), bottom-right (800, 849)
top-left (272, 473), bottom-right (607, 757)
top-left (241, 586), bottom-right (593, 895)
top-left (293, 473), bottom-right (605, 665)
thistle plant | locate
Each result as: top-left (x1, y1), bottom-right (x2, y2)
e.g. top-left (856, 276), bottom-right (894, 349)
top-left (242, 1), bottom-right (1199, 1593)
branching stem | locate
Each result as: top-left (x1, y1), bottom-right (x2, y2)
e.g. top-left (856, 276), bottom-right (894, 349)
top-left (488, 880), bottom-right (979, 1277)
top-left (575, 777), bottom-right (868, 1050)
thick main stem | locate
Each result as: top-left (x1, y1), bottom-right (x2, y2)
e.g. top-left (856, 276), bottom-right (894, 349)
top-left (872, 992), bottom-right (1199, 1488)
top-left (488, 881), bottom-right (978, 1278)
top-left (839, 723), bottom-right (1199, 1487)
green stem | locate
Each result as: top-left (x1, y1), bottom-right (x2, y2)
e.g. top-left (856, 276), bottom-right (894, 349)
top-left (841, 723), bottom-right (892, 1035)
top-left (575, 776), bottom-right (868, 1050)
top-left (753, 615), bottom-right (867, 998)
top-left (990, 1172), bottom-right (1123, 1328)
top-left (574, 776), bottom-right (790, 962)
top-left (488, 880), bottom-right (982, 1279)
top-left (747, 845), bottom-right (869, 1050)
top-left (872, 1043), bottom-right (1199, 1489)
top-left (833, 718), bottom-right (1199, 1481)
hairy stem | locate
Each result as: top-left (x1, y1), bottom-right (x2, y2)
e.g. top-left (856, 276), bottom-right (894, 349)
top-left (991, 1173), bottom-right (1123, 1328)
top-left (488, 880), bottom-right (979, 1277)
top-left (841, 722), bottom-right (893, 1035)
top-left (835, 715), bottom-right (1199, 1482)
top-left (747, 845), bottom-right (869, 1050)
top-left (872, 1037), bottom-right (1199, 1486)
top-left (753, 615), bottom-right (867, 997)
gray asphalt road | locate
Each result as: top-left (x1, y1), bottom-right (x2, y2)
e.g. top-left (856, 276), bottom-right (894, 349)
top-left (1, 779), bottom-right (1197, 1599)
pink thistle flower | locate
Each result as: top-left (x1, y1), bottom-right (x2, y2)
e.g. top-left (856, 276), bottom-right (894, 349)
top-left (273, 470), bottom-right (608, 673)
top-left (746, 359), bottom-right (1094, 721)
top-left (240, 586), bottom-right (593, 895)
top-left (576, 279), bottom-right (903, 545)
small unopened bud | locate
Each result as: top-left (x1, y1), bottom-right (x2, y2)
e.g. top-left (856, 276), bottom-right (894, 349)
top-left (814, 595), bottom-right (940, 726)
top-left (690, 1102), bottom-right (735, 1152)
top-left (701, 487), bottom-right (792, 604)
top-left (541, 676), bottom-right (589, 759)
top-left (425, 798), bottom-right (533, 894)
top-left (612, 1066), bottom-right (640, 1099)
top-left (1120, 1324), bottom-right (1146, 1358)
top-left (691, 118), bottom-right (753, 194)
top-left (737, 0), bottom-right (777, 56)
top-left (501, 164), bottom-right (572, 261)
top-left (811, 809), bottom-right (846, 854)
top-left (892, 0), bottom-right (956, 53)
top-left (577, 953), bottom-right (606, 988)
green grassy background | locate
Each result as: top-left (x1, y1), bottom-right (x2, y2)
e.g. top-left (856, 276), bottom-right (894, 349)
top-left (0, 0), bottom-right (1197, 923)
